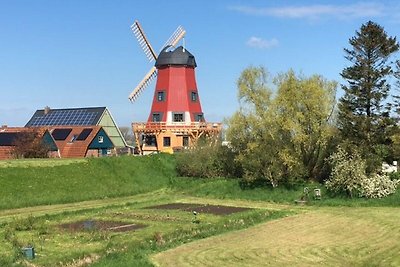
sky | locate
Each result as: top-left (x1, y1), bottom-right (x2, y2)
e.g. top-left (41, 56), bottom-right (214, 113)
top-left (1, 0), bottom-right (400, 127)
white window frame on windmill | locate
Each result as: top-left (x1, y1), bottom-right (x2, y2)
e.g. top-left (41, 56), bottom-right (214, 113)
top-left (157, 91), bottom-right (166, 102)
top-left (172, 112), bottom-right (185, 122)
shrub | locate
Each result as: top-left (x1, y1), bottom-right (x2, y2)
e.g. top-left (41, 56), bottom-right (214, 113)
top-left (325, 146), bottom-right (367, 198)
top-left (326, 146), bottom-right (399, 198)
top-left (361, 173), bottom-right (399, 198)
top-left (175, 143), bottom-right (242, 178)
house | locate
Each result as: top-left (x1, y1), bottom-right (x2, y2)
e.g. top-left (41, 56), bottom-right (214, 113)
top-left (25, 107), bottom-right (128, 154)
top-left (0, 127), bottom-right (58, 159)
top-left (48, 126), bottom-right (114, 158)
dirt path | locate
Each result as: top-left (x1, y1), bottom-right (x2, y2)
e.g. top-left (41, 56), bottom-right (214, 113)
top-left (151, 207), bottom-right (400, 267)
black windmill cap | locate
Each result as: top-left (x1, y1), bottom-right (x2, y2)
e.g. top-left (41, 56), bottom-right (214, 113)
top-left (155, 46), bottom-right (197, 68)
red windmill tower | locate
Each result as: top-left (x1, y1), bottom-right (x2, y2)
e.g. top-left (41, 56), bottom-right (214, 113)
top-left (129, 20), bottom-right (221, 154)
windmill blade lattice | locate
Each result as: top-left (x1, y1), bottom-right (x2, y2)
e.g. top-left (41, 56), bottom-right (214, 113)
top-left (129, 20), bottom-right (186, 102)
top-left (161, 25), bottom-right (186, 49)
top-left (129, 66), bottom-right (157, 102)
top-left (131, 21), bottom-right (157, 62)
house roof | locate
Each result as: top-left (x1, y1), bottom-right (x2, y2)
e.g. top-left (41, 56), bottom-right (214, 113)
top-left (25, 106), bottom-right (127, 148)
top-left (48, 126), bottom-right (113, 158)
top-left (25, 107), bottom-right (106, 127)
top-left (0, 127), bottom-right (54, 160)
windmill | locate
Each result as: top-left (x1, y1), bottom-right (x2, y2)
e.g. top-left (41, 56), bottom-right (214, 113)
top-left (128, 20), bottom-right (185, 102)
top-left (129, 20), bottom-right (221, 154)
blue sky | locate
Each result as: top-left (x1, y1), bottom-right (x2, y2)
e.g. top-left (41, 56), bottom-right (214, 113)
top-left (1, 0), bottom-right (400, 127)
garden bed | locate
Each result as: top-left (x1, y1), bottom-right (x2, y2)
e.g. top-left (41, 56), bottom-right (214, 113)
top-left (59, 220), bottom-right (146, 232)
top-left (145, 203), bottom-right (252, 215)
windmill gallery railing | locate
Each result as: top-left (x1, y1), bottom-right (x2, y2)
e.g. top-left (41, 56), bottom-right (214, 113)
top-left (132, 122), bottom-right (222, 133)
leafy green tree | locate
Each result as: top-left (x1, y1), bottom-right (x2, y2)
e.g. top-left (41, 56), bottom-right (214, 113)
top-left (338, 21), bottom-right (399, 168)
top-left (226, 67), bottom-right (337, 186)
top-left (274, 71), bottom-right (337, 180)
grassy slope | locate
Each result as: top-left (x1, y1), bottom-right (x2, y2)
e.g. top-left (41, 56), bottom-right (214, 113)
top-left (0, 155), bottom-right (175, 210)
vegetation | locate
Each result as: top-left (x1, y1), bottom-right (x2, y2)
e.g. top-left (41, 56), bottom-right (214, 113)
top-left (175, 142), bottom-right (242, 178)
top-left (152, 207), bottom-right (400, 267)
top-left (326, 146), bottom-right (399, 198)
top-left (1, 155), bottom-right (400, 266)
top-left (0, 155), bottom-right (175, 210)
top-left (12, 130), bottom-right (51, 159)
top-left (225, 67), bottom-right (337, 187)
top-left (338, 21), bottom-right (399, 172)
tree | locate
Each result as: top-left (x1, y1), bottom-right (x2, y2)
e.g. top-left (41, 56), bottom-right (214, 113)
top-left (12, 130), bottom-right (50, 159)
top-left (338, 21), bottom-right (399, 164)
top-left (119, 126), bottom-right (134, 146)
top-left (226, 67), bottom-right (337, 186)
top-left (274, 71), bottom-right (337, 180)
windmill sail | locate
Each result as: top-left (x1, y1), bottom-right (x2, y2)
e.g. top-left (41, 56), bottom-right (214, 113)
top-left (129, 21), bottom-right (186, 102)
top-left (161, 25), bottom-right (186, 49)
top-left (129, 66), bottom-right (157, 102)
top-left (131, 20), bottom-right (157, 62)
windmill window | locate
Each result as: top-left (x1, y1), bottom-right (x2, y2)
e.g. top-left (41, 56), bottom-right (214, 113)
top-left (163, 136), bottom-right (171, 147)
top-left (152, 113), bottom-right (162, 122)
top-left (194, 113), bottom-right (204, 122)
top-left (191, 91), bottom-right (198, 102)
top-left (98, 136), bottom-right (104, 143)
top-left (157, 91), bottom-right (166, 101)
top-left (173, 113), bottom-right (184, 122)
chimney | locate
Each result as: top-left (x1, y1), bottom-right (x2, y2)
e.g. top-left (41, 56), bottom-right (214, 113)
top-left (44, 106), bottom-right (50, 115)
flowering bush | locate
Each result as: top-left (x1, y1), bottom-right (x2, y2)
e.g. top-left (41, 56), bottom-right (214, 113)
top-left (361, 173), bottom-right (399, 198)
top-left (325, 146), bottom-right (399, 198)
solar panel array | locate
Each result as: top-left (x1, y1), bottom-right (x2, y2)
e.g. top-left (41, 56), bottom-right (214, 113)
top-left (52, 129), bottom-right (72, 140)
top-left (28, 109), bottom-right (98, 126)
top-left (76, 128), bottom-right (93, 141)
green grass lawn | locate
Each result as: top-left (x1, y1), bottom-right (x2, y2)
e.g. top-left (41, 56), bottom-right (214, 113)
top-left (0, 155), bottom-right (175, 210)
top-left (1, 154), bottom-right (399, 266)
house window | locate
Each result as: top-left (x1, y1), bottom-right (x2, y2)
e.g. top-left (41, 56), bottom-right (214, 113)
top-left (183, 136), bottom-right (189, 147)
top-left (70, 134), bottom-right (78, 143)
top-left (145, 135), bottom-right (157, 146)
top-left (194, 113), bottom-right (204, 122)
top-left (163, 136), bottom-right (171, 147)
top-left (173, 113), bottom-right (184, 122)
top-left (152, 113), bottom-right (162, 122)
top-left (98, 136), bottom-right (104, 143)
top-left (191, 91), bottom-right (198, 102)
top-left (157, 91), bottom-right (166, 101)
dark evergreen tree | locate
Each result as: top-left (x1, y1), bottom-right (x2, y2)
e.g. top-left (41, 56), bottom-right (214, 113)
top-left (338, 21), bottom-right (399, 167)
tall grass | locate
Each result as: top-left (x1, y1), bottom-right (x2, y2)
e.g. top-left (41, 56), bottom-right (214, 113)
top-left (0, 155), bottom-right (176, 210)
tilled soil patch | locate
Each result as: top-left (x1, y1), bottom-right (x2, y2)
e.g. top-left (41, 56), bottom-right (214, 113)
top-left (145, 203), bottom-right (252, 216)
top-left (59, 220), bottom-right (146, 232)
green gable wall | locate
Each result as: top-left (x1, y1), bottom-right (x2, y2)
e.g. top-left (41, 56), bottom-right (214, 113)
top-left (98, 109), bottom-right (127, 148)
top-left (89, 128), bottom-right (114, 149)
top-left (42, 131), bottom-right (58, 151)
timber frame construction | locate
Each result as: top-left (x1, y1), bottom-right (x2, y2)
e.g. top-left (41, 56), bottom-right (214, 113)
top-left (132, 122), bottom-right (222, 154)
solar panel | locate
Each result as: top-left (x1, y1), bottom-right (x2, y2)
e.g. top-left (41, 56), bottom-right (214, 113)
top-left (28, 109), bottom-right (100, 126)
top-left (51, 129), bottom-right (72, 140)
top-left (76, 128), bottom-right (93, 141)
top-left (0, 133), bottom-right (18, 146)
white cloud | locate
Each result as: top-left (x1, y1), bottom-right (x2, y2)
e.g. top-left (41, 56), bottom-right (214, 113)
top-left (246, 37), bottom-right (279, 49)
top-left (230, 2), bottom-right (384, 20)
